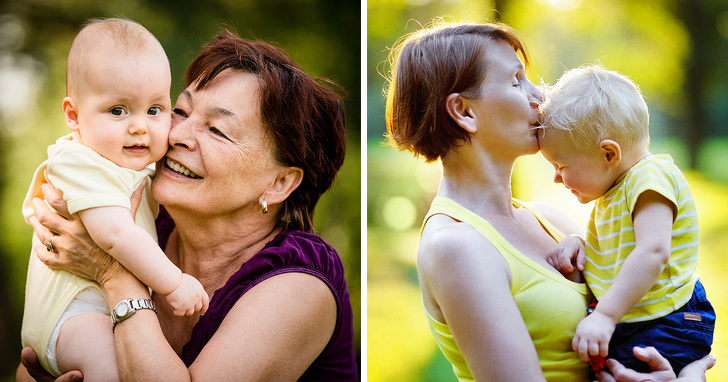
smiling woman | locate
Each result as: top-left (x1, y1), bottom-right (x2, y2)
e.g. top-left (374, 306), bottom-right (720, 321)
top-left (18, 28), bottom-right (357, 381)
top-left (154, 70), bottom-right (282, 219)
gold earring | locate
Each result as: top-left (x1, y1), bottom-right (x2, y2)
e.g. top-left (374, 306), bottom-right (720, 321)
top-left (261, 199), bottom-right (268, 214)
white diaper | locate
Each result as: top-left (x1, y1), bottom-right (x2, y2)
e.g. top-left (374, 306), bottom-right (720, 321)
top-left (45, 288), bottom-right (109, 376)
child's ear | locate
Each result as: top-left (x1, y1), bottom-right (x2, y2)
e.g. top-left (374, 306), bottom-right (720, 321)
top-left (62, 97), bottom-right (80, 132)
top-left (445, 93), bottom-right (477, 133)
top-left (599, 139), bottom-right (621, 168)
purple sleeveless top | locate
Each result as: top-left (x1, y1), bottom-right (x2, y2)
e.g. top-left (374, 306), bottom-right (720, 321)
top-left (156, 206), bottom-right (358, 381)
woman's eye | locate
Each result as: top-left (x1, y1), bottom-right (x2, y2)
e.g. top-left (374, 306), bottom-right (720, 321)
top-left (110, 107), bottom-right (127, 116)
top-left (172, 108), bottom-right (188, 118)
top-left (148, 106), bottom-right (162, 116)
top-left (209, 127), bottom-right (228, 139)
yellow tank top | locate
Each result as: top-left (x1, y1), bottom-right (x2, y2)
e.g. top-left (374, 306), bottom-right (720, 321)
top-left (421, 196), bottom-right (590, 381)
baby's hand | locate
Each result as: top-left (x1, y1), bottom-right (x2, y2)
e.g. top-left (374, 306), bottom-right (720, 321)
top-left (572, 311), bottom-right (616, 363)
top-left (164, 273), bottom-right (210, 316)
top-left (546, 234), bottom-right (586, 276)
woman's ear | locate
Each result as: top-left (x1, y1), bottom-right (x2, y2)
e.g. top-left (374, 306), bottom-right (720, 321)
top-left (445, 93), bottom-right (477, 133)
top-left (62, 97), bottom-right (80, 132)
top-left (599, 139), bottom-right (622, 168)
top-left (262, 167), bottom-right (304, 206)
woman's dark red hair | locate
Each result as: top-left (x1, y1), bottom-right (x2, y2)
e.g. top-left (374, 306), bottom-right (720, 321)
top-left (185, 30), bottom-right (346, 233)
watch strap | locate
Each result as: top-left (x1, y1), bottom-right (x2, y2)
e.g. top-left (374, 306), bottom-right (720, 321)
top-left (128, 298), bottom-right (157, 312)
top-left (111, 298), bottom-right (157, 331)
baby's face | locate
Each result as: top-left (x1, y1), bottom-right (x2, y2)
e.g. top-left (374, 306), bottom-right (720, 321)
top-left (72, 51), bottom-right (171, 171)
top-left (538, 127), bottom-right (614, 204)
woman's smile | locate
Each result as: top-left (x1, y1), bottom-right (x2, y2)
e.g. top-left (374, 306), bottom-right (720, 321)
top-left (164, 157), bottom-right (202, 179)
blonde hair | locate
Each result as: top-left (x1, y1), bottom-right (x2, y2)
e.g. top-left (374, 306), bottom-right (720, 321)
top-left (542, 64), bottom-right (650, 152)
top-left (66, 18), bottom-right (167, 98)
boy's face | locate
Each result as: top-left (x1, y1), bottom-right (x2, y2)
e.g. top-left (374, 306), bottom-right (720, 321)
top-left (71, 50), bottom-right (171, 171)
top-left (538, 127), bottom-right (615, 204)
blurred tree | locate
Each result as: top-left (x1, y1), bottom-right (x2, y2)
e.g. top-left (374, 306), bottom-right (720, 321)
top-left (670, 0), bottom-right (728, 168)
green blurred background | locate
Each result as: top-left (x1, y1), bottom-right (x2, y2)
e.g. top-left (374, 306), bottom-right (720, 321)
top-left (0, 0), bottom-right (360, 380)
top-left (367, 0), bottom-right (728, 381)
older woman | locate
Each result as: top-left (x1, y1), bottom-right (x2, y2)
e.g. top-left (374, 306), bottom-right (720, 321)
top-left (385, 21), bottom-right (713, 381)
top-left (18, 30), bottom-right (357, 381)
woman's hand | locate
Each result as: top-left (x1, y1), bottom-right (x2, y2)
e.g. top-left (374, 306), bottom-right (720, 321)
top-left (28, 182), bottom-right (143, 285)
top-left (595, 346), bottom-right (716, 382)
top-left (17, 347), bottom-right (82, 382)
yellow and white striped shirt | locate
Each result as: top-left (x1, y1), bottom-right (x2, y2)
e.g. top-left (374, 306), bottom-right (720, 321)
top-left (584, 154), bottom-right (698, 323)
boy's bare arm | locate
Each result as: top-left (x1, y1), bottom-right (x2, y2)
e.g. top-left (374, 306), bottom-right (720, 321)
top-left (78, 206), bottom-right (182, 294)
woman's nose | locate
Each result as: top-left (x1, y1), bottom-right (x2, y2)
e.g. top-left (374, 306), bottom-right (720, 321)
top-left (168, 116), bottom-right (196, 150)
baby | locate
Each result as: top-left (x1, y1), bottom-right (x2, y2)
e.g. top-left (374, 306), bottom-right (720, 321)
top-left (538, 64), bottom-right (714, 373)
top-left (21, 18), bottom-right (209, 379)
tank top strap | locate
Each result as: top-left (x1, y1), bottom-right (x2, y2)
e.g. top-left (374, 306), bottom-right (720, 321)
top-left (422, 196), bottom-right (573, 285)
top-left (422, 196), bottom-right (511, 254)
top-left (511, 199), bottom-right (565, 243)
top-left (422, 196), bottom-right (564, 243)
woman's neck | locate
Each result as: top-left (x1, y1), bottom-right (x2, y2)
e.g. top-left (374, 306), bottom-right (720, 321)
top-left (164, 208), bottom-right (280, 296)
top-left (439, 147), bottom-right (518, 218)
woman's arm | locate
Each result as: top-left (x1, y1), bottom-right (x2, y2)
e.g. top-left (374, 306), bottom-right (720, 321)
top-left (419, 219), bottom-right (547, 381)
top-left (102, 269), bottom-right (190, 381)
top-left (190, 272), bottom-right (336, 380)
top-left (107, 270), bottom-right (335, 381)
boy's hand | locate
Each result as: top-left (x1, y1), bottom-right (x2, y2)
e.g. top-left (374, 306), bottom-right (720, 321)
top-left (164, 273), bottom-right (210, 316)
top-left (546, 234), bottom-right (586, 276)
top-left (572, 311), bottom-right (616, 363)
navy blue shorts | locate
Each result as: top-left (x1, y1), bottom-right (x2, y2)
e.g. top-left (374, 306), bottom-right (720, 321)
top-left (607, 280), bottom-right (715, 374)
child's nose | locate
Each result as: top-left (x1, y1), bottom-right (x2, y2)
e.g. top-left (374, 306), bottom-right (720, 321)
top-left (129, 116), bottom-right (148, 134)
top-left (553, 170), bottom-right (563, 184)
top-left (527, 82), bottom-right (544, 109)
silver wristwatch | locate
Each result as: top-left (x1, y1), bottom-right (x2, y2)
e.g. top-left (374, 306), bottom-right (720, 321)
top-left (111, 298), bottom-right (157, 331)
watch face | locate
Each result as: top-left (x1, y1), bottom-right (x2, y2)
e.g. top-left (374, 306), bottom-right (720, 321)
top-left (116, 301), bottom-right (130, 316)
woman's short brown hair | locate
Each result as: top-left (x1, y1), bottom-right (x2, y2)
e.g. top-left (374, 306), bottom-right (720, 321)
top-left (185, 30), bottom-right (346, 233)
top-left (385, 22), bottom-right (529, 162)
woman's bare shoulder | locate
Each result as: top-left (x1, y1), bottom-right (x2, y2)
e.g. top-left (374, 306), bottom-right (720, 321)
top-left (418, 214), bottom-right (507, 281)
